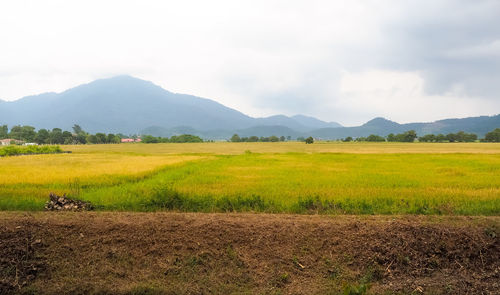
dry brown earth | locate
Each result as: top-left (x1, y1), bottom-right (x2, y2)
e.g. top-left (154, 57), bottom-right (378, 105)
top-left (1, 212), bottom-right (498, 294)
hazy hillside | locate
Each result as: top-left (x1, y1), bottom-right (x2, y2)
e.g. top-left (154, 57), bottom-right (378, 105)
top-left (0, 76), bottom-right (498, 139)
top-left (291, 115), bottom-right (342, 129)
top-left (0, 76), bottom-right (340, 134)
top-left (309, 116), bottom-right (500, 139)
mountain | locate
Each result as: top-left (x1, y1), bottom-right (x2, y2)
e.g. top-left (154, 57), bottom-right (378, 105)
top-left (0, 76), bottom-right (258, 133)
top-left (291, 115), bottom-right (342, 129)
top-left (0, 75), bottom-right (498, 139)
top-left (309, 116), bottom-right (500, 139)
top-left (0, 76), bottom-right (340, 134)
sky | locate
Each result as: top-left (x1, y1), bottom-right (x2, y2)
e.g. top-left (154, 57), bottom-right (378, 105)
top-left (0, 0), bottom-right (499, 126)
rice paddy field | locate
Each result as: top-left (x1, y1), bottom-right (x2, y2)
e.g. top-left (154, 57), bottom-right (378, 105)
top-left (1, 142), bottom-right (499, 215)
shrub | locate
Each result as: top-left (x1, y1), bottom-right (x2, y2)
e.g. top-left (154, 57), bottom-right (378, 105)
top-left (0, 145), bottom-right (63, 157)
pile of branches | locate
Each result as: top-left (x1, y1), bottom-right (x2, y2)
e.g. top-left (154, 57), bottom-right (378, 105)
top-left (44, 193), bottom-right (93, 211)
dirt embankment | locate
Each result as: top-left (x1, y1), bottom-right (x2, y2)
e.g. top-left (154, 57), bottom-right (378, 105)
top-left (1, 213), bottom-right (498, 294)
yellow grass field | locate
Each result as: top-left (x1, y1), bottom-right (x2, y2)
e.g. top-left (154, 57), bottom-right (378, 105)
top-left (1, 142), bottom-right (499, 214)
top-left (65, 141), bottom-right (500, 154)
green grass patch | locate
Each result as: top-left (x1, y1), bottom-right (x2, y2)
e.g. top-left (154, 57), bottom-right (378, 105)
top-left (0, 145), bottom-right (63, 157)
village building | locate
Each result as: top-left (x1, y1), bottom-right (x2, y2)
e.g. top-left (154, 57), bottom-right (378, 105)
top-left (121, 138), bottom-right (142, 143)
top-left (0, 139), bottom-right (24, 146)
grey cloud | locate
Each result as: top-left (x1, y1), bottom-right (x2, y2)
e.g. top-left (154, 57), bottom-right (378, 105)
top-left (373, 0), bottom-right (500, 98)
top-left (1, 0), bottom-right (498, 125)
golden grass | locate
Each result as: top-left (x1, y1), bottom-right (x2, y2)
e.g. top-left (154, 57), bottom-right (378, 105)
top-left (1, 142), bottom-right (499, 214)
top-left (0, 153), bottom-right (205, 185)
top-left (64, 141), bottom-right (500, 155)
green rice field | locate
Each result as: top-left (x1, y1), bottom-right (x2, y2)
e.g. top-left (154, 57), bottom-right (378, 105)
top-left (1, 142), bottom-right (499, 214)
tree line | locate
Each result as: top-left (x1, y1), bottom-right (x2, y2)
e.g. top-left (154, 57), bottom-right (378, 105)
top-left (141, 134), bottom-right (203, 143)
top-left (0, 124), bottom-right (121, 144)
top-left (341, 129), bottom-right (500, 142)
top-left (229, 134), bottom-right (316, 144)
top-left (0, 124), bottom-right (209, 145)
top-left (2, 124), bottom-right (499, 144)
top-left (230, 134), bottom-right (288, 142)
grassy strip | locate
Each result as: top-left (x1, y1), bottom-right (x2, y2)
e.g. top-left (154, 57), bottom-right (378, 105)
top-left (1, 152), bottom-right (499, 214)
top-left (75, 153), bottom-right (499, 215)
top-left (0, 145), bottom-right (63, 157)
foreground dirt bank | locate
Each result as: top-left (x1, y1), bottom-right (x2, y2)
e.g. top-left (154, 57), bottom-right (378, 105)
top-left (1, 213), bottom-right (498, 294)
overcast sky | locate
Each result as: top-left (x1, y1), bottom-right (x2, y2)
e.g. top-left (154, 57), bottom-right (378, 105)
top-left (1, 0), bottom-right (499, 125)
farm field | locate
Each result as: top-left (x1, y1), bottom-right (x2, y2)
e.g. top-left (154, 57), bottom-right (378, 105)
top-left (0, 142), bottom-right (499, 215)
top-left (1, 142), bottom-right (499, 294)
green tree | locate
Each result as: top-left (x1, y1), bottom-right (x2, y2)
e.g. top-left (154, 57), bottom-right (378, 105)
top-left (72, 124), bottom-right (84, 135)
top-left (343, 136), bottom-right (353, 142)
top-left (279, 136), bottom-right (285, 142)
top-left (419, 134), bottom-right (436, 142)
top-left (62, 131), bottom-right (74, 144)
top-left (387, 130), bottom-right (417, 142)
top-left (169, 134), bottom-right (203, 143)
top-left (484, 128), bottom-right (500, 142)
top-left (248, 136), bottom-right (259, 142)
top-left (87, 134), bottom-right (98, 144)
top-left (305, 136), bottom-right (314, 144)
top-left (75, 133), bottom-right (87, 144)
top-left (464, 133), bottom-right (477, 142)
top-left (107, 133), bottom-right (120, 144)
top-left (0, 125), bottom-right (8, 139)
top-left (230, 134), bottom-right (241, 142)
top-left (269, 135), bottom-right (279, 142)
top-left (403, 130), bottom-right (417, 142)
top-left (95, 133), bottom-right (107, 144)
top-left (446, 133), bottom-right (457, 142)
top-left (49, 128), bottom-right (64, 144)
top-left (9, 125), bottom-right (23, 140)
top-left (142, 135), bottom-right (159, 143)
top-left (366, 134), bottom-right (385, 142)
top-left (35, 129), bottom-right (49, 144)
top-left (15, 126), bottom-right (36, 142)
top-left (435, 134), bottom-right (446, 142)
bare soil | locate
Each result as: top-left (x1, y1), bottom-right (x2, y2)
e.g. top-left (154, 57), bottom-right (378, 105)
top-left (1, 213), bottom-right (498, 294)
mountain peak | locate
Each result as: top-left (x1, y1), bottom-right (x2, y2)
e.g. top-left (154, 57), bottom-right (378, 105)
top-left (362, 117), bottom-right (399, 127)
top-left (88, 75), bottom-right (155, 87)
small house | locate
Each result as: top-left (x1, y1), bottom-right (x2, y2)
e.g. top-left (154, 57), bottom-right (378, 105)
top-left (0, 139), bottom-right (23, 146)
top-left (121, 138), bottom-right (142, 143)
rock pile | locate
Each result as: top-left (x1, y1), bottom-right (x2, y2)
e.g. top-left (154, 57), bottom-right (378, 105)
top-left (45, 193), bottom-right (93, 211)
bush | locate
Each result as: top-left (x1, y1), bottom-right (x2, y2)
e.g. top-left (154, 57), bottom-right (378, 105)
top-left (0, 145), bottom-right (63, 157)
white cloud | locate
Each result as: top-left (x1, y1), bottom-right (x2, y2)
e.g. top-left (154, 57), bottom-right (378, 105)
top-left (0, 0), bottom-right (499, 125)
top-left (336, 70), bottom-right (499, 125)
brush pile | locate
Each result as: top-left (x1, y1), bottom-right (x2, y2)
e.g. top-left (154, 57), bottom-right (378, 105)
top-left (44, 193), bottom-right (93, 211)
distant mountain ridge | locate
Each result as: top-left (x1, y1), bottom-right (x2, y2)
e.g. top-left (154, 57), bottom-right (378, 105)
top-left (0, 76), bottom-right (340, 134)
top-left (308, 116), bottom-right (500, 140)
top-left (0, 76), bottom-right (498, 139)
